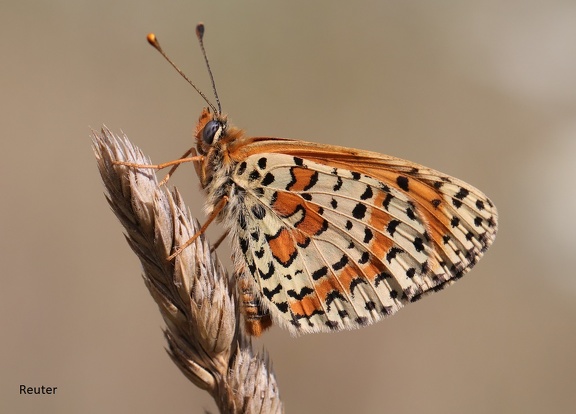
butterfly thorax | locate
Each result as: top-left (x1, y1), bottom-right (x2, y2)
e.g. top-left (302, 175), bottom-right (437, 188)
top-left (194, 108), bottom-right (248, 219)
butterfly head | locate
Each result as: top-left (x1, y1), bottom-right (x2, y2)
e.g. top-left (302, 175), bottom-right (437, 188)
top-left (194, 107), bottom-right (228, 155)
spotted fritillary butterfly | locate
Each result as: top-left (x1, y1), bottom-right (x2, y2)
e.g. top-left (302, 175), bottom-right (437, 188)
top-left (118, 25), bottom-right (498, 336)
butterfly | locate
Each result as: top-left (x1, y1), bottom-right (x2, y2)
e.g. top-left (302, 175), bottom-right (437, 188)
top-left (117, 24), bottom-right (498, 336)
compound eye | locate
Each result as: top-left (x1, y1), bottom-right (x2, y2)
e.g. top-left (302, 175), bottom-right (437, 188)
top-left (202, 120), bottom-right (220, 145)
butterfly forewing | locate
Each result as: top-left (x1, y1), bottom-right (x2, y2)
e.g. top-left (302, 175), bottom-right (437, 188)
top-left (226, 140), bottom-right (497, 334)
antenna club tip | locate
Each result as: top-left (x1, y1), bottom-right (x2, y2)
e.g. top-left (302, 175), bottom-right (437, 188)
top-left (147, 33), bottom-right (162, 50)
top-left (147, 33), bottom-right (157, 43)
top-left (195, 23), bottom-right (205, 39)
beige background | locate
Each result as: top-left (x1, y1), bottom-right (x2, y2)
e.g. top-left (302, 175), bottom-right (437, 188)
top-left (2, 1), bottom-right (576, 413)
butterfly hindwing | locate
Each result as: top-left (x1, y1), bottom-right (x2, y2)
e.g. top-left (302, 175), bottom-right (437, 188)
top-left (229, 142), bottom-right (496, 334)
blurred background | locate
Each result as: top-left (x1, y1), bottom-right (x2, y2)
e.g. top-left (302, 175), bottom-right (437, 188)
top-left (1, 1), bottom-right (575, 413)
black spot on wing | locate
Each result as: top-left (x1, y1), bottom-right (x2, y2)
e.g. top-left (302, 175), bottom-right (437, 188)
top-left (386, 247), bottom-right (404, 263)
top-left (374, 272), bottom-right (391, 287)
top-left (249, 169), bottom-right (261, 181)
top-left (451, 217), bottom-right (460, 228)
top-left (383, 193), bottom-right (394, 210)
top-left (365, 301), bottom-right (377, 311)
top-left (261, 172), bottom-right (275, 186)
top-left (397, 176), bottom-right (409, 191)
top-left (307, 172), bottom-right (319, 191)
top-left (413, 237), bottom-right (424, 252)
top-left (337, 310), bottom-right (349, 318)
top-left (313, 218), bottom-right (329, 236)
top-left (254, 247), bottom-right (265, 259)
top-left (406, 205), bottom-right (416, 220)
top-left (349, 277), bottom-right (368, 295)
top-left (275, 302), bottom-right (289, 313)
top-left (287, 286), bottom-right (314, 300)
top-left (352, 203), bottom-right (367, 219)
top-left (333, 176), bottom-right (343, 191)
top-left (325, 290), bottom-right (348, 310)
top-left (251, 205), bottom-right (266, 219)
top-left (332, 255), bottom-right (348, 271)
top-left (387, 220), bottom-right (400, 236)
top-left (363, 228), bottom-right (373, 243)
top-left (325, 320), bottom-right (339, 329)
top-left (263, 284), bottom-right (282, 300)
top-left (378, 182), bottom-right (390, 192)
top-left (488, 216), bottom-right (496, 228)
top-left (312, 266), bottom-right (328, 280)
top-left (421, 261), bottom-right (430, 274)
top-left (355, 316), bottom-right (368, 326)
top-left (258, 262), bottom-right (275, 280)
top-left (360, 185), bottom-right (373, 200)
top-left (455, 187), bottom-right (470, 200)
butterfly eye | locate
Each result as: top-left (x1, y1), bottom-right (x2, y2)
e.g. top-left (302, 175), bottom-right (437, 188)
top-left (202, 120), bottom-right (221, 145)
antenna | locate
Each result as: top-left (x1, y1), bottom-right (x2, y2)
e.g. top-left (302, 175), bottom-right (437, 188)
top-left (146, 31), bottom-right (219, 114)
top-left (195, 23), bottom-right (222, 114)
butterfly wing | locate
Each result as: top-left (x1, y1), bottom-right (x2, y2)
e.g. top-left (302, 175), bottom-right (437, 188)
top-left (228, 138), bottom-right (497, 334)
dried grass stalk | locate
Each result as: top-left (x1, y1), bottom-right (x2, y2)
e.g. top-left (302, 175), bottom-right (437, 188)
top-left (92, 127), bottom-right (283, 414)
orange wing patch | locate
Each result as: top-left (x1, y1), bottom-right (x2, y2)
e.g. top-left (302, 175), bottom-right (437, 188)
top-left (289, 294), bottom-right (323, 317)
top-left (271, 191), bottom-right (327, 237)
top-left (286, 167), bottom-right (318, 192)
top-left (266, 228), bottom-right (298, 266)
top-left (369, 190), bottom-right (394, 231)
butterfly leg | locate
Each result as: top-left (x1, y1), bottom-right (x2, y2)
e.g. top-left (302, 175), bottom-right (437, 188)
top-left (210, 230), bottom-right (229, 253)
top-left (113, 149), bottom-right (204, 185)
top-left (167, 195), bottom-right (228, 261)
top-left (158, 148), bottom-right (199, 186)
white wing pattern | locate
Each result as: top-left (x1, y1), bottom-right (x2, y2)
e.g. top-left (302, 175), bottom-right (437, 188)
top-left (230, 150), bottom-right (497, 334)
